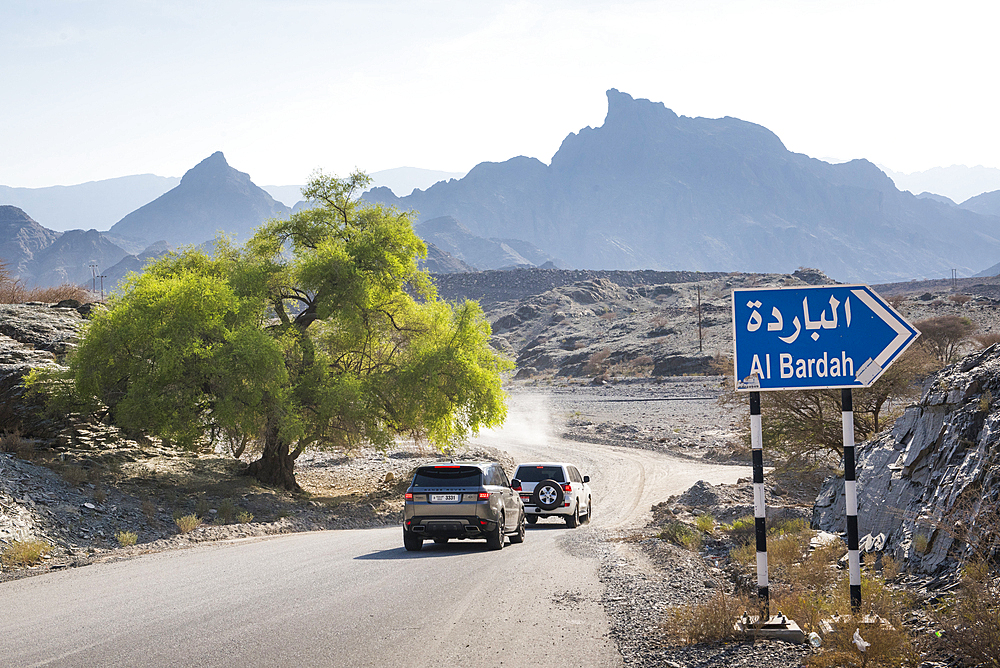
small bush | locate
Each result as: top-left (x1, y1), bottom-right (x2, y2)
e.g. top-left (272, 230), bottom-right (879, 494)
top-left (0, 432), bottom-right (36, 459)
top-left (659, 521), bottom-right (702, 550)
top-left (662, 591), bottom-right (753, 645)
top-left (912, 533), bottom-right (929, 555)
top-left (175, 514), bottom-right (201, 533)
top-left (115, 531), bottom-right (138, 547)
top-left (217, 499), bottom-right (236, 524)
top-left (948, 293), bottom-right (971, 305)
top-left (195, 498), bottom-right (210, 517)
top-left (975, 332), bottom-right (1000, 349)
top-left (722, 515), bottom-right (756, 544)
top-left (237, 510), bottom-right (254, 524)
top-left (694, 513), bottom-right (715, 533)
top-left (1, 539), bottom-right (52, 567)
top-left (584, 348), bottom-right (612, 376)
top-left (61, 465), bottom-right (89, 486)
top-left (141, 498), bottom-right (157, 521)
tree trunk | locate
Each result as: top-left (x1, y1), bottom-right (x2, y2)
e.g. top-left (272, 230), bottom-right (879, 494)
top-left (245, 420), bottom-right (302, 492)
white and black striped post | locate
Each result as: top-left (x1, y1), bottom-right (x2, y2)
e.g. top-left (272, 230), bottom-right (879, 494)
top-left (750, 391), bottom-right (769, 617)
top-left (842, 388), bottom-right (862, 612)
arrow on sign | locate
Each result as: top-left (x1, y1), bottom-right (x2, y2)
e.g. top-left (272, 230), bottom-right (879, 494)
top-left (732, 285), bottom-right (920, 391)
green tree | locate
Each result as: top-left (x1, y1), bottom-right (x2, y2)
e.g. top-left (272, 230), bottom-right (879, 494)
top-left (56, 170), bottom-right (512, 490)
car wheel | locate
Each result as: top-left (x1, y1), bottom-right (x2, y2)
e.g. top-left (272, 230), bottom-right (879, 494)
top-left (403, 527), bottom-right (423, 551)
top-left (509, 513), bottom-right (526, 544)
top-left (486, 512), bottom-right (505, 551)
top-left (526, 515), bottom-right (538, 525)
top-left (531, 479), bottom-right (564, 511)
top-left (433, 537), bottom-right (449, 545)
top-left (565, 503), bottom-right (580, 528)
top-left (584, 498), bottom-right (592, 523)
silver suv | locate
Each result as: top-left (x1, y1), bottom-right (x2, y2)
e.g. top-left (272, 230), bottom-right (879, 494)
top-left (403, 462), bottom-right (526, 551)
top-left (513, 462), bottom-right (592, 527)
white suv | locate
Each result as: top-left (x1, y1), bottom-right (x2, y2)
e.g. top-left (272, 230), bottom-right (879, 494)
top-left (512, 462), bottom-right (592, 527)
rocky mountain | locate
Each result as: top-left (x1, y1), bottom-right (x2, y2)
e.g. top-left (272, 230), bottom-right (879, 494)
top-left (961, 189), bottom-right (1000, 217)
top-left (421, 242), bottom-right (475, 274)
top-left (27, 229), bottom-right (129, 288)
top-left (415, 215), bottom-right (561, 270)
top-left (370, 90), bottom-right (1000, 284)
top-left (108, 152), bottom-right (289, 247)
top-left (0, 206), bottom-right (61, 281)
top-left (0, 175), bottom-right (179, 232)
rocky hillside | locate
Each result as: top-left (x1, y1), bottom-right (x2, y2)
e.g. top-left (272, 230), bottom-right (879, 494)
top-left (0, 206), bottom-right (61, 282)
top-left (371, 89), bottom-right (1000, 283)
top-left (813, 344), bottom-right (1000, 575)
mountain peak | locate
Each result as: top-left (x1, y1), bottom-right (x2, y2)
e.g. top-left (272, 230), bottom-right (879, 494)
top-left (181, 151), bottom-right (239, 185)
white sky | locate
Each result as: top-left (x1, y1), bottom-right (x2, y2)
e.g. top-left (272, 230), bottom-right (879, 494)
top-left (3, 0), bottom-right (998, 188)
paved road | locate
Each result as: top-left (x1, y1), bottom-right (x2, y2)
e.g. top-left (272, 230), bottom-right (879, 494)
top-left (0, 394), bottom-right (748, 667)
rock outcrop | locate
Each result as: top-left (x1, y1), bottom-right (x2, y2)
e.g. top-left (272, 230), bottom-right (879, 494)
top-left (0, 304), bottom-right (85, 436)
top-left (813, 345), bottom-right (1000, 574)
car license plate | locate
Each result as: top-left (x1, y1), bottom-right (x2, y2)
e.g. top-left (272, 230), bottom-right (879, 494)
top-left (431, 494), bottom-right (460, 503)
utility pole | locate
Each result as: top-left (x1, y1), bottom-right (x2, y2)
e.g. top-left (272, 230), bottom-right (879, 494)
top-left (89, 263), bottom-right (98, 295)
top-left (697, 285), bottom-right (703, 352)
top-left (99, 275), bottom-right (107, 302)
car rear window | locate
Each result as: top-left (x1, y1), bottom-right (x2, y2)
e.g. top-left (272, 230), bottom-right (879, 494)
top-left (412, 466), bottom-right (483, 487)
top-left (514, 465), bottom-right (565, 482)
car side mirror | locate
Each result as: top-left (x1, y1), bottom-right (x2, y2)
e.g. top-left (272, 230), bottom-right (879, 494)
top-left (511, 479), bottom-right (522, 490)
top-left (583, 475), bottom-right (590, 483)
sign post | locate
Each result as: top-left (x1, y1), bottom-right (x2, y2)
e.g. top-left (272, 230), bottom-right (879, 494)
top-left (732, 285), bottom-right (918, 614)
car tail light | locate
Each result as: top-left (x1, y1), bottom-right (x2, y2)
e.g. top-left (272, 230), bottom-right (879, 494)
top-left (562, 483), bottom-right (572, 492)
top-left (478, 492), bottom-right (489, 500)
top-left (479, 519), bottom-right (488, 526)
top-left (404, 492), bottom-right (413, 500)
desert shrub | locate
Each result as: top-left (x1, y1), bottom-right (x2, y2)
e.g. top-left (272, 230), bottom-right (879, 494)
top-left (659, 521), bottom-right (702, 550)
top-left (948, 293), bottom-right (971, 305)
top-left (217, 499), bottom-right (236, 524)
top-left (61, 464), bottom-right (88, 486)
top-left (598, 310), bottom-right (616, 321)
top-left (0, 432), bottom-right (35, 459)
top-left (141, 498), bottom-right (157, 521)
top-left (1, 539), bottom-right (52, 567)
top-left (924, 562), bottom-right (1000, 666)
top-left (175, 514), bottom-right (201, 533)
top-left (912, 533), bottom-right (929, 555)
top-left (885, 294), bottom-right (906, 309)
top-left (915, 315), bottom-right (978, 364)
top-left (583, 347), bottom-right (611, 376)
top-left (722, 515), bottom-right (756, 544)
top-left (195, 498), bottom-right (210, 517)
top-left (694, 513), bottom-right (715, 533)
top-left (662, 591), bottom-right (753, 645)
top-left (115, 531), bottom-right (138, 547)
top-left (93, 487), bottom-right (106, 504)
top-left (975, 332), bottom-right (1000, 349)
top-left (236, 510), bottom-right (254, 524)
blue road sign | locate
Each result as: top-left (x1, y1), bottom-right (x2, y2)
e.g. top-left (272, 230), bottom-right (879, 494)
top-left (732, 285), bottom-right (920, 391)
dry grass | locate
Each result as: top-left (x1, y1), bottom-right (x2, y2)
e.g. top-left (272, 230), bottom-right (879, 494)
top-left (662, 591), bottom-right (755, 645)
top-left (0, 432), bottom-right (36, 459)
top-left (1, 539), bottom-right (52, 567)
top-left (175, 514), bottom-right (201, 533)
top-left (975, 332), bottom-right (1000, 349)
top-left (115, 531), bottom-right (138, 547)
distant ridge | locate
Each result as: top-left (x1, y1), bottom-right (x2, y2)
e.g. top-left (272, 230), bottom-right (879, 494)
top-left (0, 175), bottom-right (179, 232)
top-left (0, 206), bottom-right (61, 283)
top-left (373, 89), bottom-right (1000, 283)
top-left (108, 152), bottom-right (289, 247)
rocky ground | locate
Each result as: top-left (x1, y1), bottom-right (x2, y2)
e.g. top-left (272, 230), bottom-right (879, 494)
top-left (4, 269), bottom-right (1000, 666)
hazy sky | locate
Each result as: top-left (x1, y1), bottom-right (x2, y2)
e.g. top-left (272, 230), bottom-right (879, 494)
top-left (3, 0), bottom-right (998, 188)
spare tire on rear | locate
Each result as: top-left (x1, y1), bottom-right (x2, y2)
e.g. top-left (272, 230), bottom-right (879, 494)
top-left (531, 479), bottom-right (564, 511)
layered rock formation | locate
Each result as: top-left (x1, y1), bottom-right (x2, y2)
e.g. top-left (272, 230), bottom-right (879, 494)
top-left (0, 206), bottom-right (61, 281)
top-left (813, 345), bottom-right (1000, 574)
